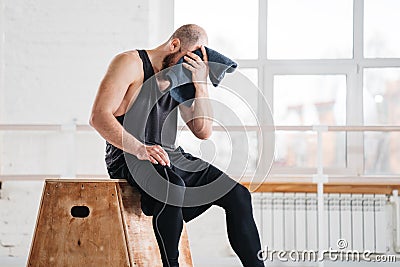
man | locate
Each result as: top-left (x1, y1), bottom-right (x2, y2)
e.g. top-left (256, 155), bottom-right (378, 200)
top-left (89, 24), bottom-right (265, 267)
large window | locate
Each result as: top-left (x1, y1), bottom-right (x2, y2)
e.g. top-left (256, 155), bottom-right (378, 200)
top-left (174, 0), bottom-right (400, 177)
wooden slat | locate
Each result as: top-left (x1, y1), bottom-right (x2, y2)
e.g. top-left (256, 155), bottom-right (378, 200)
top-left (117, 183), bottom-right (193, 267)
top-left (242, 177), bottom-right (400, 194)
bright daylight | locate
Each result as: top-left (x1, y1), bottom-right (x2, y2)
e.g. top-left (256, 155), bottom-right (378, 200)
top-left (1, 0), bottom-right (400, 267)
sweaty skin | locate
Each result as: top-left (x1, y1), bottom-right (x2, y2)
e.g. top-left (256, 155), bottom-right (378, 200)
top-left (89, 38), bottom-right (212, 166)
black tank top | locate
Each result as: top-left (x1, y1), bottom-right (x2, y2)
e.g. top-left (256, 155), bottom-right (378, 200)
top-left (105, 49), bottom-right (180, 169)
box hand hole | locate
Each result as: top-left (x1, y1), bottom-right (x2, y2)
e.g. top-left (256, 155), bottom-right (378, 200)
top-left (71, 206), bottom-right (90, 218)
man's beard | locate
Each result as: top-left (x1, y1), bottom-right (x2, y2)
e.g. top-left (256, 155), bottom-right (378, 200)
top-left (158, 51), bottom-right (180, 81)
top-left (161, 51), bottom-right (180, 70)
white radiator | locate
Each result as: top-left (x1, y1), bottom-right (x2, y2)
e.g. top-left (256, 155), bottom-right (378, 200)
top-left (251, 193), bottom-right (389, 253)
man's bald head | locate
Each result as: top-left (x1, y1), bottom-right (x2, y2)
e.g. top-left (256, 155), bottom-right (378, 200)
top-left (160, 24), bottom-right (208, 71)
top-left (169, 24), bottom-right (208, 50)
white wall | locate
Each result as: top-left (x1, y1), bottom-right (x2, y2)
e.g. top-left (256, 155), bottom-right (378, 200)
top-left (1, 0), bottom-right (150, 176)
top-left (0, 0), bottom-right (5, 177)
top-left (0, 181), bottom-right (44, 260)
top-left (3, 0), bottom-right (150, 124)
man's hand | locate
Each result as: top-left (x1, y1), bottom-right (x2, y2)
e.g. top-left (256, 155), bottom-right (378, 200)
top-left (183, 45), bottom-right (208, 87)
top-left (134, 144), bottom-right (170, 166)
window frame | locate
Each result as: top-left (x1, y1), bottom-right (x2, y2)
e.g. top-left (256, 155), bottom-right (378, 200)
top-left (173, 0), bottom-right (400, 177)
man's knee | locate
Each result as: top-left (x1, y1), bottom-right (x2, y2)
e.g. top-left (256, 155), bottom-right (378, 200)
top-left (217, 182), bottom-right (252, 208)
top-left (234, 183), bottom-right (252, 203)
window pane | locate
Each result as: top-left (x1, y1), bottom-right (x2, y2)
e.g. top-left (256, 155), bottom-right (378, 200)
top-left (178, 69), bottom-right (259, 126)
top-left (211, 68), bottom-right (259, 126)
top-left (363, 68), bottom-right (400, 125)
top-left (364, 132), bottom-right (400, 174)
top-left (267, 0), bottom-right (353, 59)
top-left (364, 0), bottom-right (400, 58)
top-left (275, 131), bottom-right (346, 168)
top-left (273, 75), bottom-right (347, 125)
top-left (174, 0), bottom-right (258, 59)
top-left (364, 68), bottom-right (400, 174)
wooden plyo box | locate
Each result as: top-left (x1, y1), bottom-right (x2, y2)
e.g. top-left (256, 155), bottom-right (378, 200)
top-left (27, 179), bottom-right (193, 267)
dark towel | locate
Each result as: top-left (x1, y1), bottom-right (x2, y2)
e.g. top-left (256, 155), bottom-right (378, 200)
top-left (165, 46), bottom-right (237, 106)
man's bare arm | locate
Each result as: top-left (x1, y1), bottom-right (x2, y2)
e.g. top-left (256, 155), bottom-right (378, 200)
top-left (89, 53), bottom-right (170, 165)
top-left (179, 46), bottom-right (213, 140)
top-left (179, 86), bottom-right (213, 139)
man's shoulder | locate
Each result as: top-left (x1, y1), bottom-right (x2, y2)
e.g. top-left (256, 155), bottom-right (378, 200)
top-left (111, 50), bottom-right (142, 68)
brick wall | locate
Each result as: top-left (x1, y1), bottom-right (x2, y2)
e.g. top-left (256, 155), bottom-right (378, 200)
top-left (0, 1), bottom-right (236, 265)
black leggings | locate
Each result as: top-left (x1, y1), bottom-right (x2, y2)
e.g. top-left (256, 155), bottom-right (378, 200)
top-left (147, 164), bottom-right (265, 267)
top-left (108, 147), bottom-right (265, 267)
